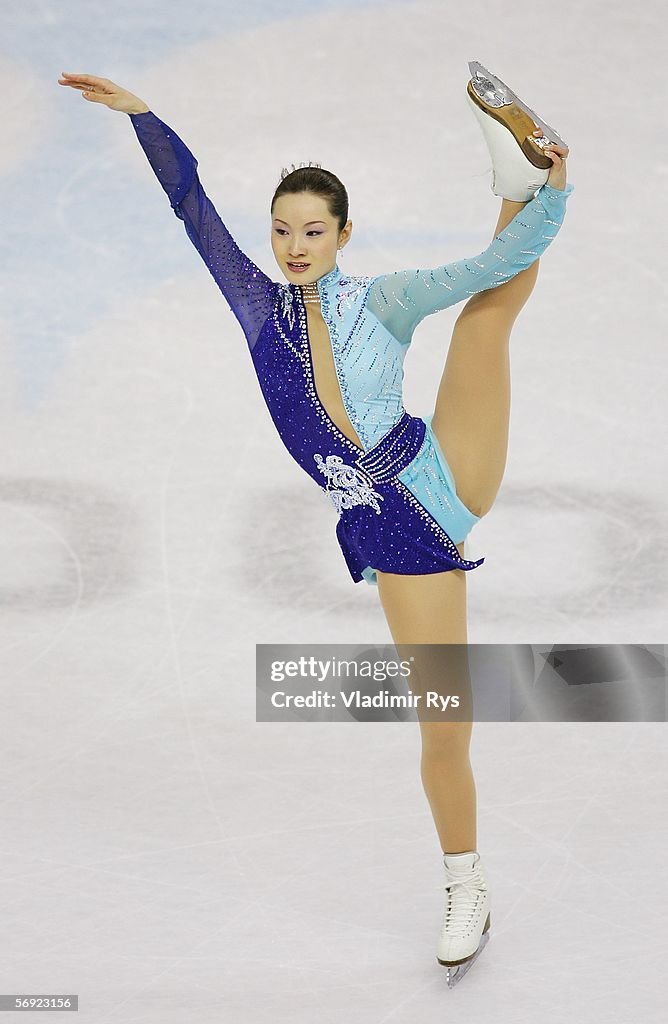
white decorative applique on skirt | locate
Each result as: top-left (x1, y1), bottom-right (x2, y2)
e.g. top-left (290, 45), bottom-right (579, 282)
top-left (314, 454), bottom-right (384, 516)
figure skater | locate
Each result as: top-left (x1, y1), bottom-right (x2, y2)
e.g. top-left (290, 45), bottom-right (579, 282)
top-left (58, 61), bottom-right (573, 986)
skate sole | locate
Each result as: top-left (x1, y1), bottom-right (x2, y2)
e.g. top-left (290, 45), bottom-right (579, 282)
top-left (468, 60), bottom-right (568, 149)
top-left (466, 80), bottom-right (555, 171)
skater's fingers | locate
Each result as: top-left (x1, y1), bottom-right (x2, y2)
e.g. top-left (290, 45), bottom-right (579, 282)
top-left (60, 73), bottom-right (107, 84)
top-left (532, 130), bottom-right (569, 158)
top-left (58, 74), bottom-right (115, 93)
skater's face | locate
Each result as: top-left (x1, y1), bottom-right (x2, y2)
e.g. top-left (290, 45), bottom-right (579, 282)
top-left (271, 192), bottom-right (352, 283)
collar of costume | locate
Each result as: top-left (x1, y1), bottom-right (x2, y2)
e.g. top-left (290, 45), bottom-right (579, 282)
top-left (315, 263), bottom-right (342, 290)
top-left (278, 263), bottom-right (342, 329)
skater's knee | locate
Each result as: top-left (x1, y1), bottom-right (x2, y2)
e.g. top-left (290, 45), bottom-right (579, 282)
top-left (419, 719), bottom-right (472, 757)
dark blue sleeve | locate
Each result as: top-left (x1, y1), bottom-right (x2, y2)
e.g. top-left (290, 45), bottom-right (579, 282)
top-left (128, 110), bottom-right (277, 350)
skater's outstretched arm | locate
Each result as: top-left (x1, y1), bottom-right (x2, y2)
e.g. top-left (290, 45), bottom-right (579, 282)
top-left (128, 111), bottom-right (277, 345)
top-left (365, 181), bottom-right (574, 346)
top-left (57, 73), bottom-right (276, 350)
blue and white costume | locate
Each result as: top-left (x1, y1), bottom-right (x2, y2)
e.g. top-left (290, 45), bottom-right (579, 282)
top-left (129, 110), bottom-right (574, 585)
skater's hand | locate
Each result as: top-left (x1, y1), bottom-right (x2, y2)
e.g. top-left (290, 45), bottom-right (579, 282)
top-left (534, 129), bottom-right (569, 190)
top-left (57, 72), bottom-right (149, 115)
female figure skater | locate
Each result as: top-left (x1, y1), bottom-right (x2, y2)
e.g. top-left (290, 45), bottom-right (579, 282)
top-left (58, 61), bottom-right (572, 986)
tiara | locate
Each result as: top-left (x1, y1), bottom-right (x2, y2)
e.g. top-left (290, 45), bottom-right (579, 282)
top-left (278, 160), bottom-right (322, 183)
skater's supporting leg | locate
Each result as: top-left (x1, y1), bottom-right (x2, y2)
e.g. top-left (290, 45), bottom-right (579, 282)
top-left (420, 718), bottom-right (477, 855)
top-left (430, 198), bottom-right (540, 519)
top-left (376, 544), bottom-right (477, 854)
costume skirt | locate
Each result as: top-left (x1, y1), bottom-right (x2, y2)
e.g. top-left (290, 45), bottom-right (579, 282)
top-left (329, 411), bottom-right (483, 586)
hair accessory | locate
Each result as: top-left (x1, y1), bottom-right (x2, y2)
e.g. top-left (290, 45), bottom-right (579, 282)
top-left (279, 160), bottom-right (322, 184)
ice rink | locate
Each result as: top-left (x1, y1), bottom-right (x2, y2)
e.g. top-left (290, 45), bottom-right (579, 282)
top-left (2, 0), bottom-right (666, 1019)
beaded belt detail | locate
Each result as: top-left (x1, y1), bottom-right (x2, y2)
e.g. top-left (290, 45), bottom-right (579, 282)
top-left (355, 411), bottom-right (427, 485)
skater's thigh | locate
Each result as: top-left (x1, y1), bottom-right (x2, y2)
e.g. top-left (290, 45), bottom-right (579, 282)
top-left (376, 541), bottom-right (468, 646)
top-left (376, 543), bottom-right (473, 736)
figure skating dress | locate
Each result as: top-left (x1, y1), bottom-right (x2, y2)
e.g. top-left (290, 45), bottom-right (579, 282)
top-left (129, 110), bottom-right (574, 585)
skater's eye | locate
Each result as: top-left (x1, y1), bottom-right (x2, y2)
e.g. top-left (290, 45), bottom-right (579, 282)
top-left (274, 229), bottom-right (323, 236)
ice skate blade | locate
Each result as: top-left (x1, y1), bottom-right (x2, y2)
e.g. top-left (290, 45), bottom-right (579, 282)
top-left (467, 59), bottom-right (567, 165)
top-left (439, 929), bottom-right (490, 988)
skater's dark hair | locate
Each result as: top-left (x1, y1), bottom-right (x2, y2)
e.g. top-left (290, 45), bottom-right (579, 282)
top-left (271, 162), bottom-right (348, 235)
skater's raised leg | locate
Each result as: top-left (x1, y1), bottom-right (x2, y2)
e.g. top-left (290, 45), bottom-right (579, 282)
top-left (430, 195), bottom-right (539, 520)
top-left (431, 59), bottom-right (570, 523)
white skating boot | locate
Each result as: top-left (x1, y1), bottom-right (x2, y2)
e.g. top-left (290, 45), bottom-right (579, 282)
top-left (466, 59), bottom-right (568, 201)
top-left (437, 850), bottom-right (491, 988)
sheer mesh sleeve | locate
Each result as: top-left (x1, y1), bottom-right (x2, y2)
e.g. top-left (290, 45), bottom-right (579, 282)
top-left (366, 182), bottom-right (575, 345)
top-left (128, 110), bottom-right (277, 350)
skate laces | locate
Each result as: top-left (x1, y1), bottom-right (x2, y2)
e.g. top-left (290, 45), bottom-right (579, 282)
top-left (438, 865), bottom-right (486, 933)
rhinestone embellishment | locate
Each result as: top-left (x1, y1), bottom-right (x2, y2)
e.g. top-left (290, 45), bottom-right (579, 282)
top-left (278, 282), bottom-right (296, 330)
